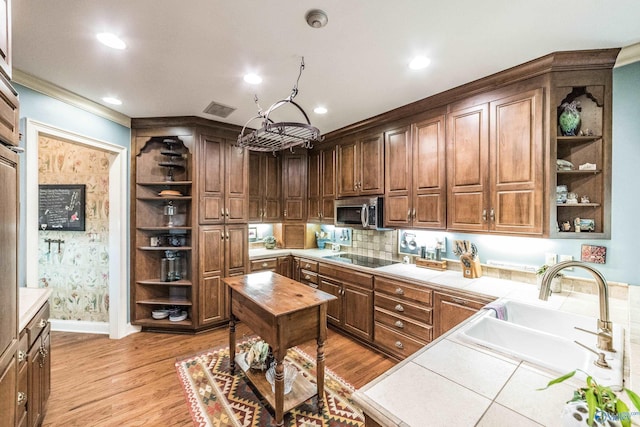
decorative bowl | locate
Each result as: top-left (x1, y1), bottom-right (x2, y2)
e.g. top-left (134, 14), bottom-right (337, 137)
top-left (265, 363), bottom-right (298, 395)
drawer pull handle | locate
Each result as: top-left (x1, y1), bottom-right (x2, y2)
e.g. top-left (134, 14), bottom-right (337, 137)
top-left (395, 341), bottom-right (404, 349)
top-left (395, 288), bottom-right (404, 295)
top-left (451, 297), bottom-right (466, 305)
top-left (38, 318), bottom-right (48, 328)
top-left (305, 264), bottom-right (311, 269)
top-left (18, 350), bottom-right (26, 362)
top-left (395, 304), bottom-right (405, 312)
top-left (394, 320), bottom-right (404, 329)
top-left (304, 274), bottom-right (311, 280)
top-left (262, 262), bottom-right (268, 267)
top-left (17, 391), bottom-right (26, 405)
top-left (309, 284), bottom-right (318, 289)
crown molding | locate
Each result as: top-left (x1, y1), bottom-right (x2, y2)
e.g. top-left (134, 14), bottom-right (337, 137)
top-left (615, 42), bottom-right (640, 68)
top-left (12, 69), bottom-right (131, 128)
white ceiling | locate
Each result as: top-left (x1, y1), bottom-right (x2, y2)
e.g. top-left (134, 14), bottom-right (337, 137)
top-left (11, 1), bottom-right (640, 134)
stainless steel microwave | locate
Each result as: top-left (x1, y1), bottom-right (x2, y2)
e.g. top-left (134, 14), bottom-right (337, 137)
top-left (334, 196), bottom-right (385, 229)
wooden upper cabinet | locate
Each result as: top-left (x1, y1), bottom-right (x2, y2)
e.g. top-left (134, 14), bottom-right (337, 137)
top-left (337, 133), bottom-right (384, 198)
top-left (384, 115), bottom-right (446, 229)
top-left (248, 152), bottom-right (281, 222)
top-left (490, 88), bottom-right (544, 235)
top-left (447, 88), bottom-right (544, 235)
top-left (446, 103), bottom-right (490, 232)
top-left (282, 150), bottom-right (307, 221)
top-left (307, 145), bottom-right (336, 223)
top-left (199, 135), bottom-right (248, 224)
top-left (0, 0), bottom-right (11, 80)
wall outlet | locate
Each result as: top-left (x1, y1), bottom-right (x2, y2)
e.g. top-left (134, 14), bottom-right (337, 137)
top-left (559, 254), bottom-right (573, 270)
top-left (545, 253), bottom-right (557, 265)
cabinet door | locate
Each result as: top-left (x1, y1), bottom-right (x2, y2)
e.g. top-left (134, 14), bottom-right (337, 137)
top-left (320, 146), bottom-right (336, 223)
top-left (225, 225), bottom-right (248, 274)
top-left (263, 154), bottom-right (282, 222)
top-left (490, 88), bottom-right (544, 235)
top-left (413, 115), bottom-right (447, 229)
top-left (343, 284), bottom-right (373, 340)
top-left (384, 126), bottom-right (412, 227)
top-left (433, 293), bottom-right (486, 338)
top-left (447, 104), bottom-right (489, 232)
top-left (27, 340), bottom-right (43, 427)
top-left (248, 152), bottom-right (263, 222)
top-left (199, 136), bottom-right (225, 224)
top-left (359, 133), bottom-right (385, 195)
top-left (0, 353), bottom-right (16, 427)
top-left (225, 144), bottom-right (248, 223)
top-left (0, 0), bottom-right (11, 80)
top-left (276, 256), bottom-right (292, 278)
top-left (42, 329), bottom-right (51, 408)
top-left (307, 150), bottom-right (321, 222)
top-left (318, 276), bottom-right (342, 326)
top-left (337, 140), bottom-right (358, 197)
top-left (199, 226), bottom-right (225, 325)
top-left (282, 152), bottom-right (306, 221)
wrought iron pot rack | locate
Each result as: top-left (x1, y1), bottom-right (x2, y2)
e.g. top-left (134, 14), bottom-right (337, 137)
top-left (236, 58), bottom-right (323, 152)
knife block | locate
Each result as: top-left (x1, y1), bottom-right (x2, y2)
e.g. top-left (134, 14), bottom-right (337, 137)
top-left (459, 255), bottom-right (482, 278)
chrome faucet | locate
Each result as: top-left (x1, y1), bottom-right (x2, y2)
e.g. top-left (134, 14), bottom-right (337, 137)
top-left (538, 260), bottom-right (615, 353)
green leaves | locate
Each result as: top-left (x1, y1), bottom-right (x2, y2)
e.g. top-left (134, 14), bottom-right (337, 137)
top-left (536, 370), bottom-right (576, 391)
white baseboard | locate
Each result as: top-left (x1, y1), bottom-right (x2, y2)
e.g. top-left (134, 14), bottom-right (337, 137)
top-left (49, 319), bottom-right (110, 335)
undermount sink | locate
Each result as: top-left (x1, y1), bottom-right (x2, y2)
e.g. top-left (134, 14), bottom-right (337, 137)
top-left (457, 299), bottom-right (625, 389)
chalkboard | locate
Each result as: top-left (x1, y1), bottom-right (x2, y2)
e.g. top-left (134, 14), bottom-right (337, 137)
top-left (38, 184), bottom-right (86, 231)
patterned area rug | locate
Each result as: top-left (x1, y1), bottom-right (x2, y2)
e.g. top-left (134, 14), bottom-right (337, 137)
top-left (175, 342), bottom-right (365, 427)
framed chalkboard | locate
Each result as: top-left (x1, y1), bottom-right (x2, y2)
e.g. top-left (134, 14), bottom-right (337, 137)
top-left (38, 184), bottom-right (86, 231)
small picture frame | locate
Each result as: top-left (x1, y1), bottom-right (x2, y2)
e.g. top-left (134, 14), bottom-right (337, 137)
top-left (581, 244), bottom-right (606, 264)
top-left (579, 218), bottom-right (595, 232)
top-left (248, 227), bottom-right (258, 241)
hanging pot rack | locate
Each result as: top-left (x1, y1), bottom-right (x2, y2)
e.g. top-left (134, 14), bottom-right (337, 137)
top-left (236, 58), bottom-right (323, 152)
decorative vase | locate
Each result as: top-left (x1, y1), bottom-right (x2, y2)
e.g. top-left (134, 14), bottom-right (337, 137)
top-left (561, 401), bottom-right (622, 427)
top-left (559, 101), bottom-right (581, 136)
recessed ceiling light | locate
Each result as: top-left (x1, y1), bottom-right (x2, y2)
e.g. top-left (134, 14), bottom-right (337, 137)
top-left (409, 56), bottom-right (431, 70)
top-left (243, 73), bottom-right (262, 85)
top-left (314, 106), bottom-right (328, 114)
top-left (96, 32), bottom-right (126, 50)
top-left (102, 97), bottom-right (122, 105)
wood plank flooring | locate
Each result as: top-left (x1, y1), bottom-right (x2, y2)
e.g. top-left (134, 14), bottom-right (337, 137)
top-left (42, 325), bottom-right (396, 426)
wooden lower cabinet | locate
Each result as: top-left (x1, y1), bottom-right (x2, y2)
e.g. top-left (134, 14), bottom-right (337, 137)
top-left (318, 264), bottom-right (373, 341)
top-left (433, 292), bottom-right (492, 337)
top-left (249, 256), bottom-right (292, 278)
top-left (0, 353), bottom-right (17, 427)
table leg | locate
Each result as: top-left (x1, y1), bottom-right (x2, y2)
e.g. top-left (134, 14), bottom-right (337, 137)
top-left (274, 351), bottom-right (285, 427)
top-left (317, 336), bottom-right (325, 411)
top-left (229, 314), bottom-right (236, 373)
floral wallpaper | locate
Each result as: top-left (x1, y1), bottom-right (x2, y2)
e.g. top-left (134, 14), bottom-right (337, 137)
top-left (38, 135), bottom-right (114, 322)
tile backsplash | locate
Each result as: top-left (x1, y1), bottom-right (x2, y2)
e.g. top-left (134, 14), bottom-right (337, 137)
top-left (349, 229), bottom-right (399, 260)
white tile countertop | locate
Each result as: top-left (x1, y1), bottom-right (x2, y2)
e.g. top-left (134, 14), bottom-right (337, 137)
top-left (19, 287), bottom-right (52, 331)
top-left (250, 249), bottom-right (639, 426)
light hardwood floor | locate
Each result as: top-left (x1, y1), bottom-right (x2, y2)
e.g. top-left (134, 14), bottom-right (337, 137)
top-left (42, 324), bottom-right (396, 426)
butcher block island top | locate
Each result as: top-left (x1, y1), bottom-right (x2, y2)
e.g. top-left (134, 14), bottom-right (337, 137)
top-left (223, 271), bottom-right (337, 426)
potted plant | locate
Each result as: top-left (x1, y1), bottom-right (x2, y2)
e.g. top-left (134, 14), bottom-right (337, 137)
top-left (539, 369), bottom-right (640, 427)
top-left (536, 264), bottom-right (563, 293)
top-left (263, 236), bottom-right (277, 249)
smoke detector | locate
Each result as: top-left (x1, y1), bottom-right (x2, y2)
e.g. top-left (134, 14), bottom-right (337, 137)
top-left (305, 9), bottom-right (328, 28)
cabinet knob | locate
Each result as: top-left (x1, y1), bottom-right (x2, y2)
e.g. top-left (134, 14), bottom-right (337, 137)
top-left (395, 287), bottom-right (404, 296)
top-left (262, 262), bottom-right (268, 267)
top-left (395, 341), bottom-right (404, 349)
top-left (17, 391), bottom-right (26, 405)
top-left (412, 208), bottom-right (416, 220)
top-left (407, 209), bottom-right (411, 221)
top-left (304, 274), bottom-right (311, 280)
top-left (394, 304), bottom-right (405, 312)
top-left (394, 320), bottom-right (405, 329)
top-left (18, 350), bottom-right (26, 362)
top-left (38, 318), bottom-right (48, 328)
top-left (482, 209), bottom-right (487, 222)
top-left (284, 210), bottom-right (288, 217)
top-left (305, 263), bottom-right (311, 269)
top-left (489, 208), bottom-right (495, 222)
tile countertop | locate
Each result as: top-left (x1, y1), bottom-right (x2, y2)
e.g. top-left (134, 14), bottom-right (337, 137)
top-left (250, 249), bottom-right (637, 426)
top-left (19, 287), bottom-right (52, 331)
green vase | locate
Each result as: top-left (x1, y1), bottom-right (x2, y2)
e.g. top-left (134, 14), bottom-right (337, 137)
top-left (559, 101), bottom-right (581, 136)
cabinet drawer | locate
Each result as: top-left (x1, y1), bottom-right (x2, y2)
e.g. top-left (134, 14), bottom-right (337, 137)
top-left (250, 258), bottom-right (277, 271)
top-left (26, 303), bottom-right (50, 348)
top-left (374, 322), bottom-right (427, 359)
top-left (375, 308), bottom-right (432, 342)
top-left (375, 293), bottom-right (432, 324)
top-left (375, 277), bottom-right (432, 306)
top-left (298, 258), bottom-right (318, 272)
top-left (319, 263), bottom-right (373, 289)
top-left (0, 73), bottom-right (19, 146)
top-left (299, 269), bottom-right (318, 285)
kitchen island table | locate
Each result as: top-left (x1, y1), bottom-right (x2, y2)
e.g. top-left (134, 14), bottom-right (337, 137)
top-left (224, 271), bottom-right (336, 426)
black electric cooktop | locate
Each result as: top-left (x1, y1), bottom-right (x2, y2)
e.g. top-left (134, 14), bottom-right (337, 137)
top-left (322, 253), bottom-right (399, 269)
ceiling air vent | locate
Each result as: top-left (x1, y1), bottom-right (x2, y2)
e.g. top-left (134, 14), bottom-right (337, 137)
top-left (203, 101), bottom-right (236, 118)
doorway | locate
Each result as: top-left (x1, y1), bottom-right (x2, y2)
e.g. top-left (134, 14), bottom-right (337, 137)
top-left (25, 119), bottom-right (135, 339)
